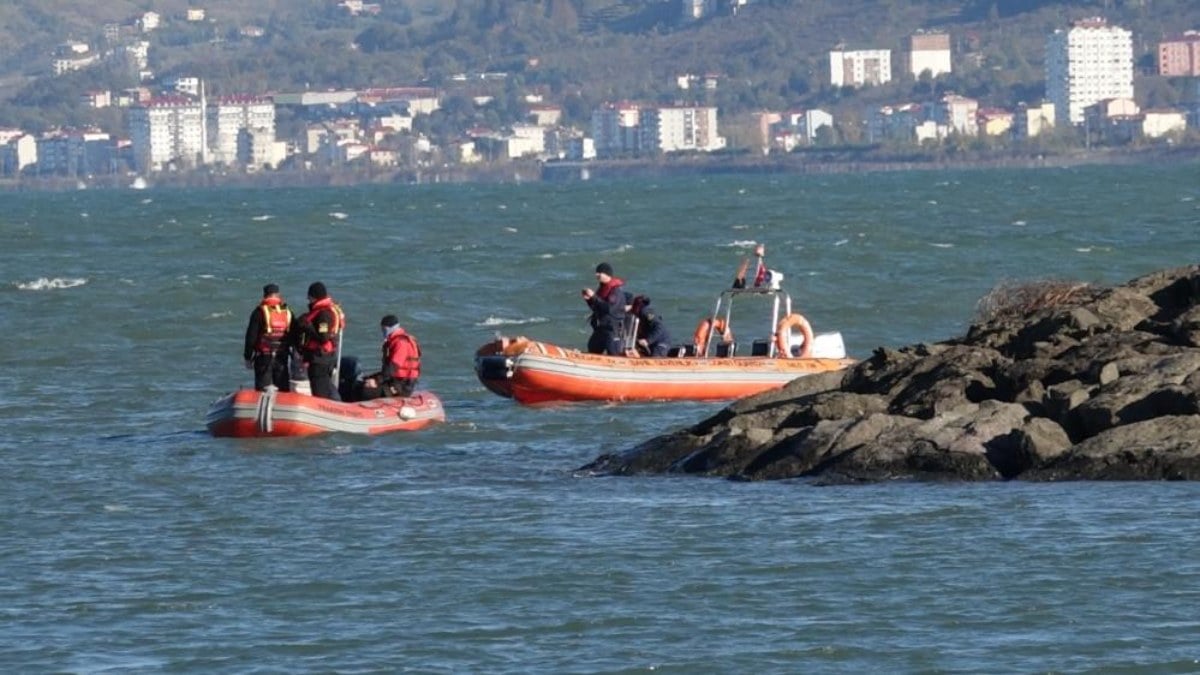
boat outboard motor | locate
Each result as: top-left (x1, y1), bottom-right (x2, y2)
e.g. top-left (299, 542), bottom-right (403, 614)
top-left (337, 356), bottom-right (360, 402)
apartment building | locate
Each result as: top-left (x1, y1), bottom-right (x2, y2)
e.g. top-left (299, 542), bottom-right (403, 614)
top-left (830, 49), bottom-right (892, 87)
top-left (641, 106), bottom-right (725, 153)
top-left (907, 32), bottom-right (952, 79)
top-left (591, 102), bottom-right (643, 157)
top-left (1045, 17), bottom-right (1133, 125)
top-left (129, 92), bottom-right (276, 172)
top-left (128, 97), bottom-right (204, 171)
top-left (1158, 31), bottom-right (1200, 77)
top-left (35, 130), bottom-right (112, 176)
top-left (208, 96), bottom-right (275, 166)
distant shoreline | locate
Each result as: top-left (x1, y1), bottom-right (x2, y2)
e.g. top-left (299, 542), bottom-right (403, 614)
top-left (3, 144), bottom-right (1196, 193)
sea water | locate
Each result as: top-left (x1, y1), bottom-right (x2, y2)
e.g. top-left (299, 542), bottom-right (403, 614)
top-left (3, 163), bottom-right (1200, 672)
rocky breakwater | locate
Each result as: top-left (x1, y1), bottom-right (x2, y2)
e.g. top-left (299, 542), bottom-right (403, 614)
top-left (583, 265), bottom-right (1200, 482)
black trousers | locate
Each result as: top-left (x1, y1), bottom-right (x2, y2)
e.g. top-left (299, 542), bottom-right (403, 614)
top-left (253, 352), bottom-right (290, 391)
top-left (587, 330), bottom-right (623, 356)
top-left (357, 378), bottom-right (416, 401)
top-left (306, 356), bottom-right (338, 400)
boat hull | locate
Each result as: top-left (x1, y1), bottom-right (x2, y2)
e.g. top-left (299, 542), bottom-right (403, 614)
top-left (205, 388), bottom-right (445, 438)
top-left (475, 338), bottom-right (854, 405)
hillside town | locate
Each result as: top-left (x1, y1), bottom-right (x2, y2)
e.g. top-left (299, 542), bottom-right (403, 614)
top-left (1, 7), bottom-right (1198, 181)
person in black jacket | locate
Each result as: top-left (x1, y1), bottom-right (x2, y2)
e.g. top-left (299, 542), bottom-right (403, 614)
top-left (630, 295), bottom-right (672, 357)
top-left (290, 282), bottom-right (345, 399)
top-left (582, 262), bottom-right (627, 355)
top-left (242, 283), bottom-right (292, 391)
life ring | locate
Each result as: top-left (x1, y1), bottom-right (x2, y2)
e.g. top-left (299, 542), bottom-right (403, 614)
top-left (693, 318), bottom-right (732, 354)
top-left (775, 313), bottom-right (813, 359)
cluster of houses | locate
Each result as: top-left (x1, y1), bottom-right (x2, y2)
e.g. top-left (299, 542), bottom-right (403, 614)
top-left (3, 12), bottom-right (1200, 179)
top-left (764, 20), bottom-right (1198, 154)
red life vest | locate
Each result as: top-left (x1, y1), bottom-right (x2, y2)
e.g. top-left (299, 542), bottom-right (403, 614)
top-left (300, 297), bottom-right (345, 355)
top-left (597, 277), bottom-right (625, 301)
top-left (384, 328), bottom-right (421, 380)
top-left (256, 298), bottom-right (292, 354)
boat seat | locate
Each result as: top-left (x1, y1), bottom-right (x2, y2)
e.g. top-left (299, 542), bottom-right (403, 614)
top-left (668, 344), bottom-right (696, 357)
top-left (716, 342), bottom-right (737, 358)
top-left (751, 339), bottom-right (771, 356)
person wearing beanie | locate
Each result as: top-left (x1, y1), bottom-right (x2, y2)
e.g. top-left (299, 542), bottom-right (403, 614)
top-left (354, 314), bottom-right (422, 401)
top-left (581, 262), bottom-right (628, 355)
top-left (290, 281), bottom-right (346, 399)
top-left (242, 283), bottom-right (292, 391)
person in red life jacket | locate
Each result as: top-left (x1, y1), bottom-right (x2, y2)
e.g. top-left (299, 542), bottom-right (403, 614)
top-left (581, 261), bottom-right (628, 355)
top-left (733, 243), bottom-right (768, 289)
top-left (356, 315), bottom-right (421, 400)
top-left (242, 283), bottom-right (293, 391)
top-left (290, 281), bottom-right (346, 399)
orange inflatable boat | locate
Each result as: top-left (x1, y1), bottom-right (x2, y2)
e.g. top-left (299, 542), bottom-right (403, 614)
top-left (206, 387), bottom-right (445, 437)
top-left (475, 285), bottom-right (855, 405)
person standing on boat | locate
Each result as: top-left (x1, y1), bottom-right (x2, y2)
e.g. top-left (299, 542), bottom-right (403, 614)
top-left (291, 281), bottom-right (345, 399)
top-left (356, 315), bottom-right (421, 400)
top-left (630, 295), bottom-right (673, 357)
top-left (582, 262), bottom-right (627, 355)
top-left (243, 283), bottom-right (293, 391)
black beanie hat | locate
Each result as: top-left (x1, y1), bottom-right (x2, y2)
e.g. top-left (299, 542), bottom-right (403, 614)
top-left (380, 314), bottom-right (399, 327)
top-left (307, 282), bottom-right (328, 299)
top-left (595, 262), bottom-right (614, 276)
top-left (262, 283), bottom-right (279, 296)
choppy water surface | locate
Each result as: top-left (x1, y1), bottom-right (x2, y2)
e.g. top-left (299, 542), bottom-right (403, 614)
top-left (3, 164), bottom-right (1200, 672)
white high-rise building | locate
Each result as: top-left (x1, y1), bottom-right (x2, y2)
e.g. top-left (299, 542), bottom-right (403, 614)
top-left (1045, 17), bottom-right (1133, 125)
top-left (208, 96), bottom-right (275, 166)
top-left (128, 97), bottom-right (204, 172)
top-left (129, 87), bottom-right (276, 172)
top-left (641, 105), bottom-right (725, 153)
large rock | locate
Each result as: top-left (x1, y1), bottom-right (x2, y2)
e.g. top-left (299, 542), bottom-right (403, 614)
top-left (583, 264), bottom-right (1200, 482)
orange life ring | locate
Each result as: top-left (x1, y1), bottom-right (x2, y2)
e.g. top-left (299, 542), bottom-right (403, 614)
top-left (693, 318), bottom-right (732, 354)
top-left (775, 313), bottom-right (813, 359)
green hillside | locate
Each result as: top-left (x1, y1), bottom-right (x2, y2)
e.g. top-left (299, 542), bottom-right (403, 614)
top-left (1, 0), bottom-right (1198, 134)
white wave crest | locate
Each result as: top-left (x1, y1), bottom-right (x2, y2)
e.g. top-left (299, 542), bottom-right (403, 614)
top-left (476, 316), bottom-right (549, 327)
top-left (329, 212), bottom-right (348, 220)
top-left (723, 239), bottom-right (758, 248)
top-left (16, 277), bottom-right (88, 291)
top-left (252, 215), bottom-right (273, 221)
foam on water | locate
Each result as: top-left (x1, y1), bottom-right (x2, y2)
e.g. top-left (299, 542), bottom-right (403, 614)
top-left (15, 277), bottom-right (87, 291)
top-left (476, 316), bottom-right (550, 327)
